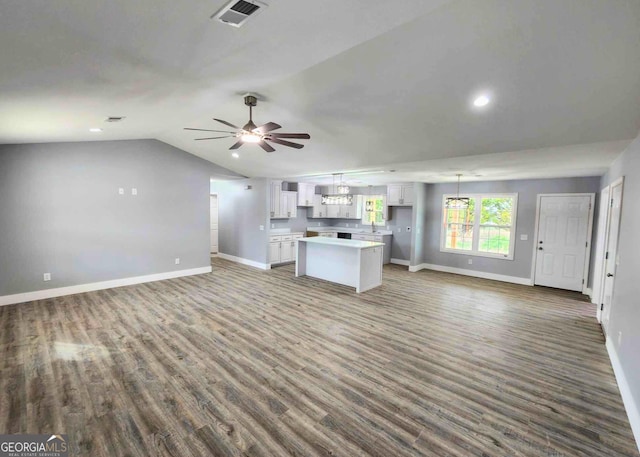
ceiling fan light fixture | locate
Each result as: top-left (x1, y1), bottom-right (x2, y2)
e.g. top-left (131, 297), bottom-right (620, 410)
top-left (241, 133), bottom-right (261, 143)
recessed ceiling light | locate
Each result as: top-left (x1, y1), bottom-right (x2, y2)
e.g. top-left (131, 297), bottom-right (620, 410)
top-left (473, 95), bottom-right (490, 108)
top-left (231, 152), bottom-right (240, 158)
top-left (89, 128), bottom-right (102, 132)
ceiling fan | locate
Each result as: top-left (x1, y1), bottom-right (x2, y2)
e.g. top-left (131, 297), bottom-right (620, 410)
top-left (184, 95), bottom-right (310, 153)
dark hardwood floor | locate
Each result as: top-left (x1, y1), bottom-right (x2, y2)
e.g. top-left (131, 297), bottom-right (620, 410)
top-left (0, 258), bottom-right (637, 456)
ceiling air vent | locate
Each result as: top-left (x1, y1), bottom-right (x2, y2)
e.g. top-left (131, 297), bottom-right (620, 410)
top-left (105, 116), bottom-right (126, 123)
top-left (211, 0), bottom-right (267, 28)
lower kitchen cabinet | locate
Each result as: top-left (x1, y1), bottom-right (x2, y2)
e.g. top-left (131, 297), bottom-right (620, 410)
top-left (269, 232), bottom-right (304, 265)
top-left (351, 233), bottom-right (392, 264)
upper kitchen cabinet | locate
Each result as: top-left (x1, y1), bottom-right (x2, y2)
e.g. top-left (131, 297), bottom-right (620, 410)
top-left (311, 194), bottom-right (326, 218)
top-left (340, 195), bottom-right (363, 219)
top-left (280, 191), bottom-right (298, 218)
top-left (270, 180), bottom-right (283, 218)
top-left (387, 184), bottom-right (414, 206)
top-left (297, 183), bottom-right (316, 207)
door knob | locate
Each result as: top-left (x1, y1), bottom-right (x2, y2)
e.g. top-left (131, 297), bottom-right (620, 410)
top-left (607, 273), bottom-right (614, 277)
top-left (539, 241), bottom-right (543, 244)
top-left (538, 247), bottom-right (543, 250)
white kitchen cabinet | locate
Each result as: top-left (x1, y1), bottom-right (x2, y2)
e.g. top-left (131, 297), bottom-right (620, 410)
top-left (326, 203), bottom-right (340, 218)
top-left (339, 195), bottom-right (363, 219)
top-left (270, 180), bottom-right (283, 218)
top-left (269, 242), bottom-right (281, 263)
top-left (280, 191), bottom-right (298, 218)
top-left (280, 239), bottom-right (295, 262)
top-left (387, 184), bottom-right (414, 206)
top-left (311, 194), bottom-right (326, 218)
top-left (297, 183), bottom-right (316, 207)
top-left (352, 233), bottom-right (392, 264)
top-left (269, 232), bottom-right (304, 265)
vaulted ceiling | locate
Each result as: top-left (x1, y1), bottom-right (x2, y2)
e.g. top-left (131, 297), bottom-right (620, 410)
top-left (1, 0), bottom-right (639, 183)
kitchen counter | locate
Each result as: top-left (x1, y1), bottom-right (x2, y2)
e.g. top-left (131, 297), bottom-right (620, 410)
top-left (295, 237), bottom-right (384, 293)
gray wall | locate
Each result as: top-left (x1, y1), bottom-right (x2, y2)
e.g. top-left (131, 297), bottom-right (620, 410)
top-left (419, 176), bottom-right (601, 280)
top-left (211, 178), bottom-right (269, 265)
top-left (0, 139), bottom-right (228, 296)
top-left (600, 133), bottom-right (640, 415)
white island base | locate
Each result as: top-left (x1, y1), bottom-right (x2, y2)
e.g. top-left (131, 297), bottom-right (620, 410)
top-left (295, 237), bottom-right (384, 293)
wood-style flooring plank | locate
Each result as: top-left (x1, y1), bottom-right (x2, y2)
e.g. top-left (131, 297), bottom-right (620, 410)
top-left (0, 258), bottom-right (637, 457)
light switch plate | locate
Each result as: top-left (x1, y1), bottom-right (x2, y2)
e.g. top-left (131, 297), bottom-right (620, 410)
top-left (468, 259), bottom-right (473, 265)
top-left (131, 188), bottom-right (138, 196)
top-left (118, 188), bottom-right (124, 195)
top-left (520, 234), bottom-right (528, 241)
top-left (259, 225), bottom-right (265, 231)
top-left (175, 258), bottom-right (180, 265)
top-left (43, 273), bottom-right (51, 281)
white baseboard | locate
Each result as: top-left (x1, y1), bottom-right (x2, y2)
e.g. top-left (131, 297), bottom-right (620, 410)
top-left (583, 287), bottom-right (592, 298)
top-left (390, 258), bottom-right (410, 266)
top-left (215, 253), bottom-right (270, 270)
top-left (408, 263), bottom-right (533, 286)
top-left (0, 266), bottom-right (212, 307)
top-left (606, 338), bottom-right (640, 453)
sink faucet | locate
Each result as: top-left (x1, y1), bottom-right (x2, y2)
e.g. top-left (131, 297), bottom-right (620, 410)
top-left (371, 221), bottom-right (375, 233)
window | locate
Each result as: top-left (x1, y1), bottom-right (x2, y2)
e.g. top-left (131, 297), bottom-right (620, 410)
top-left (362, 195), bottom-right (385, 225)
top-left (441, 193), bottom-right (518, 259)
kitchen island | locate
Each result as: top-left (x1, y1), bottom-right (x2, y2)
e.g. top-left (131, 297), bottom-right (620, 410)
top-left (295, 237), bottom-right (385, 293)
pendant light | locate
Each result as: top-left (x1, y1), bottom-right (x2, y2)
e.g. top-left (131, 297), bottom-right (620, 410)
top-left (445, 174), bottom-right (469, 209)
top-left (322, 174), bottom-right (353, 205)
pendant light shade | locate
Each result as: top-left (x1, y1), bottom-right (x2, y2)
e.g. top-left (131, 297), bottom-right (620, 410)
top-left (322, 174), bottom-right (353, 205)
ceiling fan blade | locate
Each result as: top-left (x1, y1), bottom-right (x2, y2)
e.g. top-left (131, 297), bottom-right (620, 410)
top-left (184, 127), bottom-right (237, 134)
top-left (253, 122), bottom-right (281, 134)
top-left (267, 138), bottom-right (304, 149)
top-left (229, 141), bottom-right (244, 150)
top-left (268, 133), bottom-right (310, 139)
top-left (194, 136), bottom-right (235, 140)
top-left (214, 118), bottom-right (240, 130)
top-left (257, 140), bottom-right (276, 153)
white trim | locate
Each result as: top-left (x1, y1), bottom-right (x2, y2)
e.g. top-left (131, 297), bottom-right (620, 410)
top-left (0, 266), bottom-right (212, 307)
top-left (531, 193), bottom-right (595, 293)
top-left (409, 262), bottom-right (533, 286)
top-left (606, 338), bottom-right (640, 453)
top-left (440, 193), bottom-right (518, 261)
top-left (584, 288), bottom-right (592, 299)
top-left (390, 258), bottom-right (410, 266)
top-left (215, 252), bottom-right (270, 270)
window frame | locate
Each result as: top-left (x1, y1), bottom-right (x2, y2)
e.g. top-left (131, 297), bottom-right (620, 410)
top-left (440, 193), bottom-right (518, 260)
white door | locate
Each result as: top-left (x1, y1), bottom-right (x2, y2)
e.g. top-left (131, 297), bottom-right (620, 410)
top-left (210, 195), bottom-right (218, 254)
top-left (592, 185), bottom-right (611, 321)
top-left (534, 195), bottom-right (592, 291)
top-left (601, 179), bottom-right (624, 336)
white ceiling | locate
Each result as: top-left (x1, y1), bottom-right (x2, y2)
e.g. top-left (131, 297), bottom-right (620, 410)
top-left (1, 0), bottom-right (639, 184)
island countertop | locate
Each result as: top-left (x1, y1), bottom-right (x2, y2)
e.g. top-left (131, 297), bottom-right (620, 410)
top-left (298, 237), bottom-right (384, 249)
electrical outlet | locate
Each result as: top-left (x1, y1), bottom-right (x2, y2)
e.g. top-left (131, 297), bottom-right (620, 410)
top-left (118, 188), bottom-right (124, 195)
top-left (618, 331), bottom-right (622, 346)
top-left (271, 223), bottom-right (275, 229)
top-left (397, 227), bottom-right (401, 232)
top-left (175, 258), bottom-right (180, 265)
top-left (131, 188), bottom-right (138, 196)
top-left (43, 273), bottom-right (51, 281)
top-left (355, 224), bottom-right (358, 228)
top-left (468, 259), bottom-right (473, 265)
top-left (520, 234), bottom-right (528, 241)
top-left (259, 225), bottom-right (264, 231)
